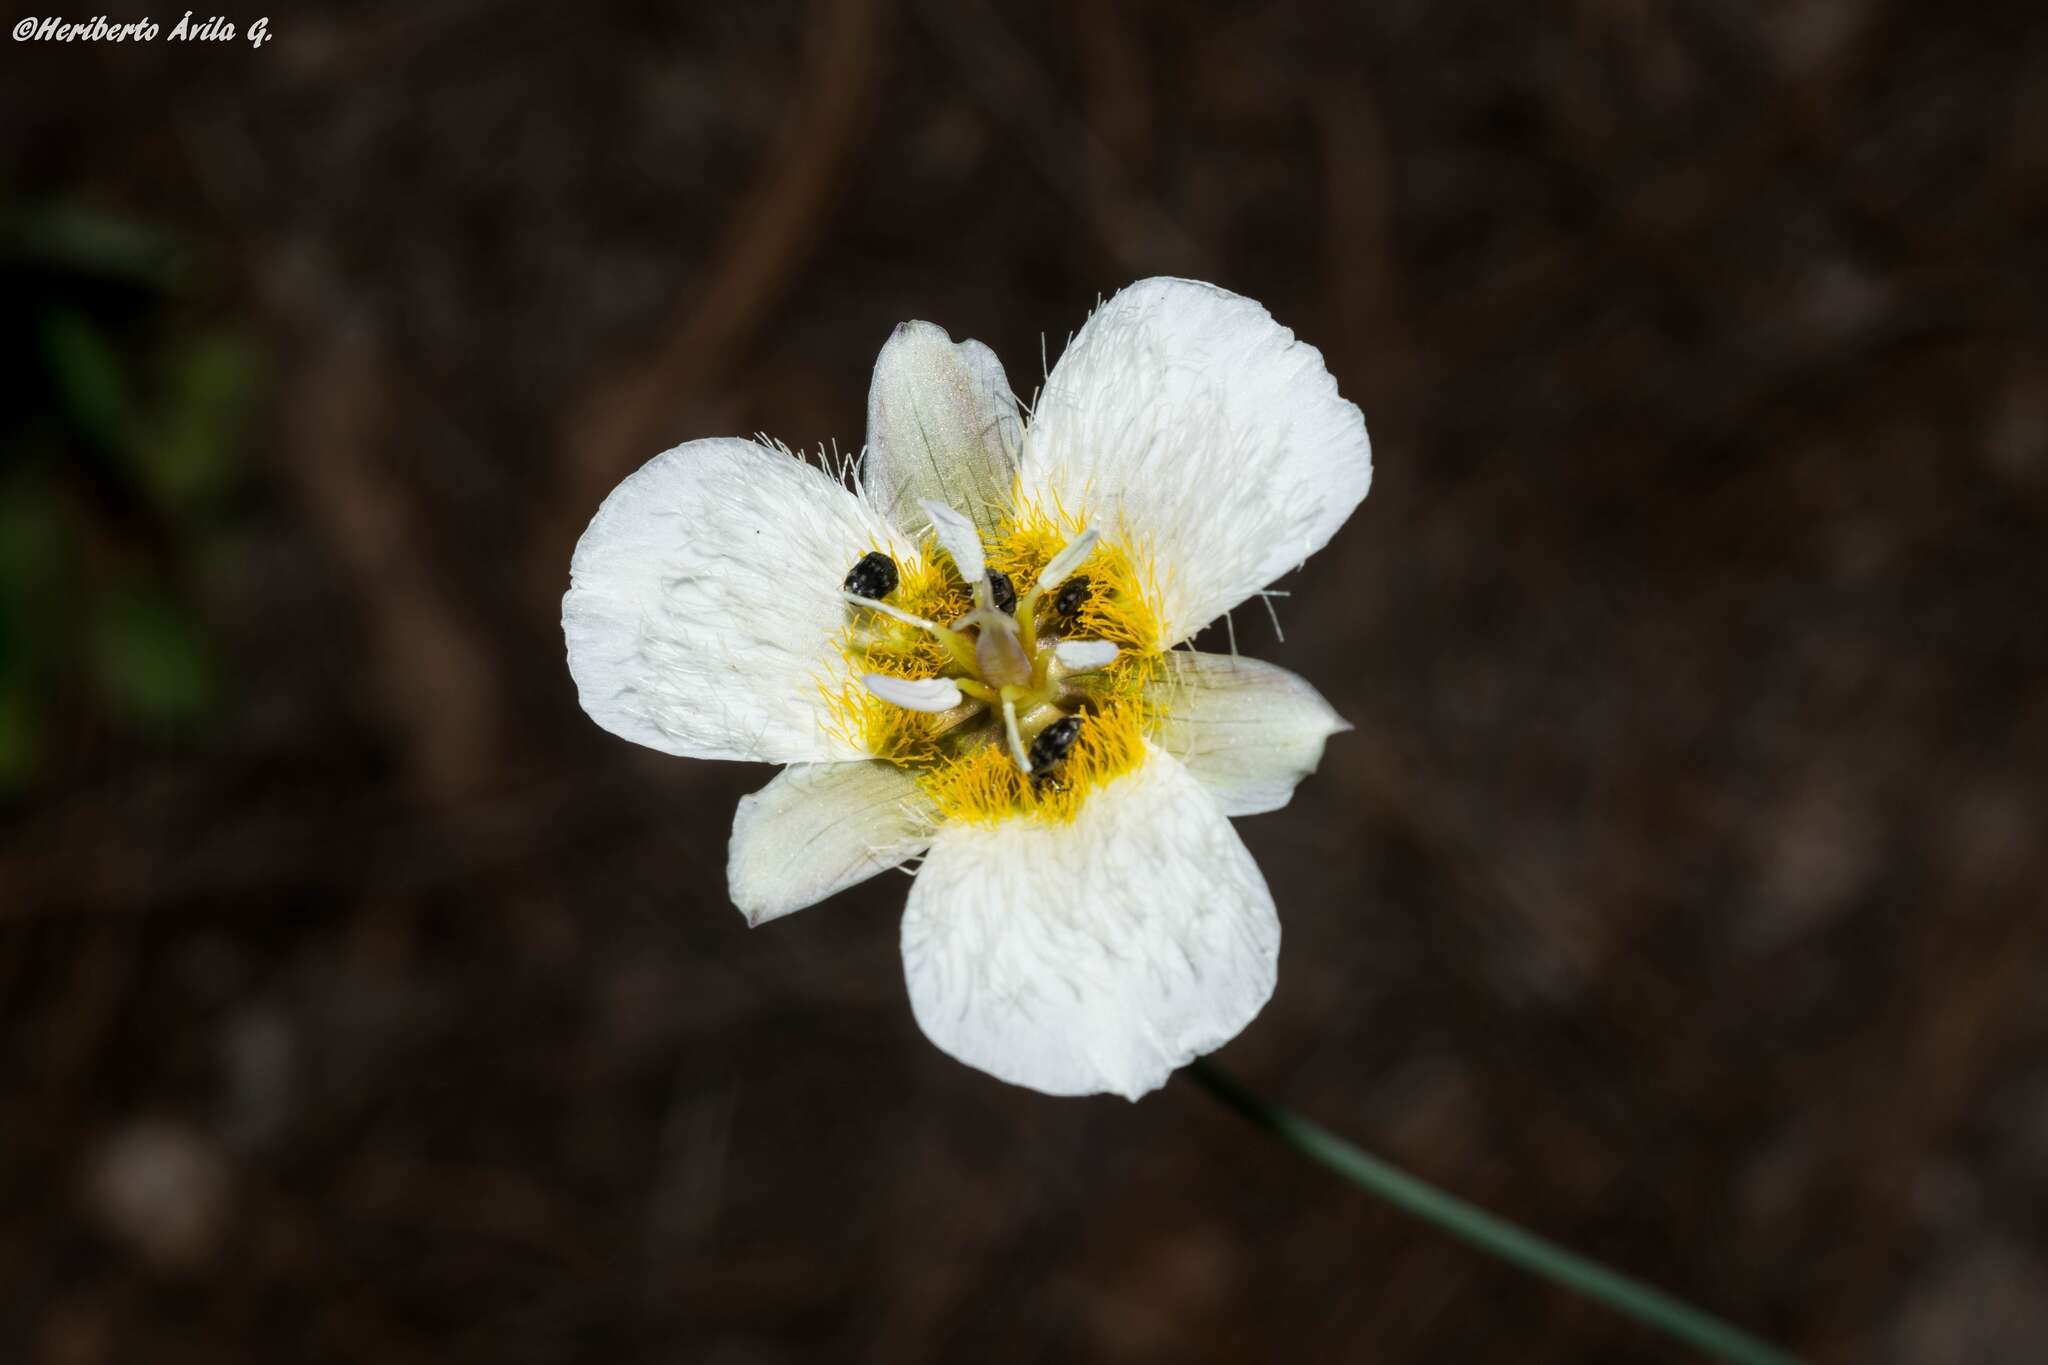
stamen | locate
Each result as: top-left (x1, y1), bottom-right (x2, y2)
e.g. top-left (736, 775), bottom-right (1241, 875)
top-left (843, 592), bottom-right (935, 630)
top-left (919, 499), bottom-right (985, 583)
top-left (863, 673), bottom-right (963, 713)
top-left (846, 592), bottom-right (978, 672)
top-left (1035, 528), bottom-right (1100, 591)
top-left (1002, 697), bottom-right (1032, 773)
top-left (1053, 639), bottom-right (1119, 673)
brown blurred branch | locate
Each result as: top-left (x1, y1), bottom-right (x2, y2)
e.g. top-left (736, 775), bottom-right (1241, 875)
top-left (1319, 84), bottom-right (1415, 440)
top-left (919, 0), bottom-right (1204, 277)
top-left (551, 0), bottom-right (887, 558)
top-left (292, 327), bottom-right (507, 801)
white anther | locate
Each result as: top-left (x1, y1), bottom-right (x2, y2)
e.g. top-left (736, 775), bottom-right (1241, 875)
top-left (1002, 698), bottom-right (1032, 773)
top-left (1035, 528), bottom-right (1100, 590)
top-left (919, 499), bottom-right (985, 583)
top-left (1053, 639), bottom-right (1120, 673)
top-left (862, 673), bottom-right (963, 713)
top-left (844, 592), bottom-right (936, 630)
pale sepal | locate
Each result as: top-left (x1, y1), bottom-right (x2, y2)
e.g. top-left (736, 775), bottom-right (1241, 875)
top-left (729, 760), bottom-right (936, 926)
top-left (1147, 651), bottom-right (1350, 817)
top-left (865, 321), bottom-right (1023, 541)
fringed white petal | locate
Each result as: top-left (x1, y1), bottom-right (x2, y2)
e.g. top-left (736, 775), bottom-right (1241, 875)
top-left (901, 746), bottom-right (1279, 1099)
top-left (1021, 278), bottom-right (1371, 645)
top-left (865, 321), bottom-right (1023, 541)
top-left (1148, 652), bottom-right (1350, 816)
top-left (728, 760), bottom-right (935, 926)
top-left (564, 437), bottom-right (907, 762)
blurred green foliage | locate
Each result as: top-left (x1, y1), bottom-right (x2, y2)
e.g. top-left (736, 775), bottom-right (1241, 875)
top-left (1, 198), bottom-right (254, 792)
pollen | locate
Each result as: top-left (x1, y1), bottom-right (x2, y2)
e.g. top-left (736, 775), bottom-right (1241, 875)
top-left (921, 697), bottom-right (1151, 826)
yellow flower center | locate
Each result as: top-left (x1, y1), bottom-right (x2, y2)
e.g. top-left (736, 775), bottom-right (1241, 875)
top-left (822, 492), bottom-right (1164, 824)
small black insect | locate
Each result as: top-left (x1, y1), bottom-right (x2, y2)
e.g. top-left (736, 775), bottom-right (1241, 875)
top-left (843, 551), bottom-right (898, 599)
top-left (1054, 575), bottom-right (1091, 620)
top-left (986, 569), bottom-right (1017, 614)
top-left (1028, 715), bottom-right (1082, 771)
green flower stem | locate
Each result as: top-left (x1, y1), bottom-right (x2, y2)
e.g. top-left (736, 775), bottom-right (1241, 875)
top-left (1184, 1060), bottom-right (1803, 1365)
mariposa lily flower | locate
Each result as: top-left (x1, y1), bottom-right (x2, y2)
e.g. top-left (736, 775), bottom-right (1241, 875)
top-left (564, 277), bottom-right (1371, 1099)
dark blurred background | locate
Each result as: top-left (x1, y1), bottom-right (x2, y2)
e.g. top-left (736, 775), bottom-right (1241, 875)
top-left (5, 2), bottom-right (2046, 1361)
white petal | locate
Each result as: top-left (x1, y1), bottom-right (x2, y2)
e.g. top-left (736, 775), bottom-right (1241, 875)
top-left (865, 321), bottom-right (1023, 540)
top-left (1052, 638), bottom-right (1120, 673)
top-left (863, 673), bottom-right (963, 713)
top-left (729, 761), bottom-right (934, 926)
top-left (1147, 652), bottom-right (1350, 817)
top-left (564, 437), bottom-right (908, 762)
top-left (918, 498), bottom-right (985, 583)
top-left (1021, 278), bottom-right (1371, 644)
top-left (901, 747), bottom-right (1279, 1100)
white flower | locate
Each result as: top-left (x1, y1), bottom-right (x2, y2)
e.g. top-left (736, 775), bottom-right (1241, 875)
top-left (564, 278), bottom-right (1371, 1099)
